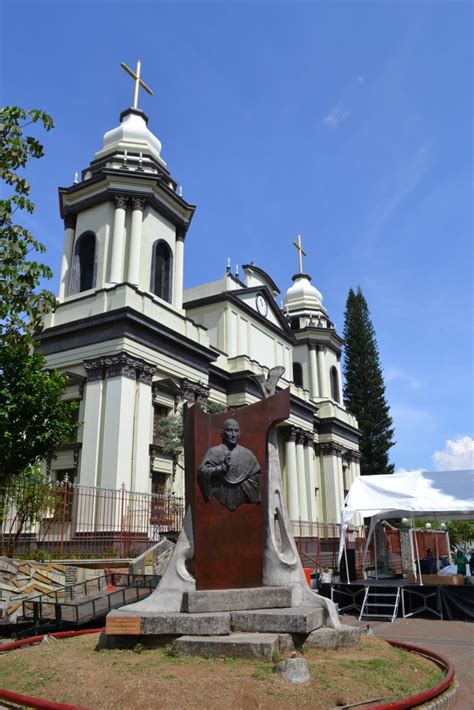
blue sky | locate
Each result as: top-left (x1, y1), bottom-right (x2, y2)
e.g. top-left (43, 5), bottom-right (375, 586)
top-left (1, 0), bottom-right (472, 472)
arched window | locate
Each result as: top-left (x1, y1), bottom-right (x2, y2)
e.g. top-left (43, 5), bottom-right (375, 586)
top-left (151, 240), bottom-right (173, 303)
top-left (71, 232), bottom-right (96, 293)
top-left (293, 362), bottom-right (303, 387)
top-left (330, 366), bottom-right (340, 403)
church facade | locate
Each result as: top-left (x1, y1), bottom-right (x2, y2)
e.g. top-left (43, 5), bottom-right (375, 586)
top-left (38, 100), bottom-right (361, 532)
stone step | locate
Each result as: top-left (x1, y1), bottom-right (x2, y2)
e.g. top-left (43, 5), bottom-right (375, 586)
top-left (106, 609), bottom-right (231, 636)
top-left (173, 632), bottom-right (283, 660)
top-left (230, 606), bottom-right (325, 634)
top-left (182, 586), bottom-right (293, 613)
top-left (304, 624), bottom-right (364, 650)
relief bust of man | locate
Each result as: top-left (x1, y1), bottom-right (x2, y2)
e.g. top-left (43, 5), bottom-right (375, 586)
top-left (198, 418), bottom-right (261, 511)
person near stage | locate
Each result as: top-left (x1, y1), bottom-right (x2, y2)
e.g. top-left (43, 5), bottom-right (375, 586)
top-left (454, 549), bottom-right (468, 575)
top-left (422, 548), bottom-right (437, 574)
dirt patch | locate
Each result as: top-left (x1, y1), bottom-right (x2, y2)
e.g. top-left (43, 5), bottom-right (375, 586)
top-left (0, 634), bottom-right (444, 709)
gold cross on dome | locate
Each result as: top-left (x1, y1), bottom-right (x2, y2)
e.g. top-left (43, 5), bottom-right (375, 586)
top-left (120, 59), bottom-right (154, 109)
top-left (292, 234), bottom-right (307, 273)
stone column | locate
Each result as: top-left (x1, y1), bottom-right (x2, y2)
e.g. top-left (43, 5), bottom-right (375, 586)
top-left (309, 343), bottom-right (319, 399)
top-left (100, 354), bottom-right (140, 490)
top-left (304, 433), bottom-right (318, 523)
top-left (399, 526), bottom-right (415, 575)
top-left (318, 443), bottom-right (340, 524)
top-left (128, 197), bottom-right (145, 286)
top-left (335, 453), bottom-right (346, 521)
top-left (109, 195), bottom-right (128, 284)
top-left (80, 361), bottom-right (105, 488)
top-left (296, 430), bottom-right (309, 523)
top-left (284, 427), bottom-right (299, 522)
top-left (174, 232), bottom-right (185, 309)
top-left (58, 214), bottom-right (77, 300)
top-left (316, 344), bottom-right (329, 399)
top-left (131, 364), bottom-right (156, 494)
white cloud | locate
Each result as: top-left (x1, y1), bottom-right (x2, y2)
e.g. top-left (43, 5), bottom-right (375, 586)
top-left (385, 367), bottom-right (422, 390)
top-left (432, 436), bottom-right (474, 471)
top-left (322, 75), bottom-right (366, 129)
top-left (322, 105), bottom-right (350, 128)
top-left (395, 467), bottom-right (425, 474)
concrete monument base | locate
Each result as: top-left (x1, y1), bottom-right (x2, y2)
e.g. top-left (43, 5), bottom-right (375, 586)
top-left (103, 584), bottom-right (363, 658)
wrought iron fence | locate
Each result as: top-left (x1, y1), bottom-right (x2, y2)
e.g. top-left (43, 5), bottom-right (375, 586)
top-left (0, 478), bottom-right (185, 560)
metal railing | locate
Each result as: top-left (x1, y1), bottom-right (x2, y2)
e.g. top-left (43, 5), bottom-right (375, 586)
top-left (21, 573), bottom-right (160, 626)
top-left (0, 479), bottom-right (185, 559)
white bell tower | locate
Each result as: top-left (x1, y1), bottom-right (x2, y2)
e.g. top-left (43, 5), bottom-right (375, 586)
top-left (56, 61), bottom-right (194, 311)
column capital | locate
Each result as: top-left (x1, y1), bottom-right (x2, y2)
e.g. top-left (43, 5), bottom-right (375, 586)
top-left (138, 363), bottom-right (157, 385)
top-left (343, 449), bottom-right (361, 463)
top-left (176, 227), bottom-right (187, 243)
top-left (83, 359), bottom-right (105, 382)
top-left (180, 378), bottom-right (210, 405)
top-left (64, 213), bottom-right (77, 230)
top-left (114, 194), bottom-right (129, 210)
top-left (282, 425), bottom-right (298, 443)
top-left (316, 343), bottom-right (325, 352)
top-left (131, 196), bottom-right (147, 212)
top-left (84, 352), bottom-right (156, 383)
top-left (302, 430), bottom-right (314, 447)
top-left (315, 441), bottom-right (345, 457)
top-left (295, 428), bottom-right (307, 446)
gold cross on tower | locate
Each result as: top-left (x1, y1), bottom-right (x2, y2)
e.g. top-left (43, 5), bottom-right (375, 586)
top-left (292, 234), bottom-right (307, 273)
top-left (120, 59), bottom-right (154, 110)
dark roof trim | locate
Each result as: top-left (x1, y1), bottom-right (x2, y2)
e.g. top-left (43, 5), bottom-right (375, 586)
top-left (37, 306), bottom-right (217, 374)
top-left (293, 333), bottom-right (345, 354)
top-left (317, 417), bottom-right (361, 445)
top-left (242, 264), bottom-right (280, 295)
top-left (58, 174), bottom-right (195, 233)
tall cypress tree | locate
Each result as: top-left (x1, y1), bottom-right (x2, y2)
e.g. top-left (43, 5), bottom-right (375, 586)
top-left (343, 287), bottom-right (395, 475)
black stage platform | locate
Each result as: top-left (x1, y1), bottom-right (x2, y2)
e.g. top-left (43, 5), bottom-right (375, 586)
top-left (320, 580), bottom-right (474, 621)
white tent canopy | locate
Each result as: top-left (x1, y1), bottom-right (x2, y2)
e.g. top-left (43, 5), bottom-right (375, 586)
top-left (339, 469), bottom-right (474, 564)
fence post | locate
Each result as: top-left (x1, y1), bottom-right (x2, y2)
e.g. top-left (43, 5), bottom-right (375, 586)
top-left (59, 473), bottom-right (70, 557)
top-left (119, 482), bottom-right (126, 558)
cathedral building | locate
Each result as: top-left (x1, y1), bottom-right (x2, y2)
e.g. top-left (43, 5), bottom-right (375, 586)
top-left (38, 88), bottom-right (361, 532)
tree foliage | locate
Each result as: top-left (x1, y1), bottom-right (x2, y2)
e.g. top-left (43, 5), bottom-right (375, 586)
top-left (343, 287), bottom-right (395, 475)
top-left (0, 344), bottom-right (78, 482)
top-left (0, 462), bottom-right (65, 556)
top-left (0, 106), bottom-right (57, 344)
top-left (444, 520), bottom-right (474, 550)
top-left (0, 106), bottom-right (77, 484)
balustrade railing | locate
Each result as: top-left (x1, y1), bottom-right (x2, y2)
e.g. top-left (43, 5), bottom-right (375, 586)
top-left (0, 479), bottom-right (184, 559)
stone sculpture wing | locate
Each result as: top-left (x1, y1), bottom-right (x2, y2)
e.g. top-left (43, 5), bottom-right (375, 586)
top-left (250, 366), bottom-right (285, 399)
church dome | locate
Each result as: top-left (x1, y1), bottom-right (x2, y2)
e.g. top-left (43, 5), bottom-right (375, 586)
top-left (283, 273), bottom-right (324, 312)
top-left (95, 108), bottom-right (166, 166)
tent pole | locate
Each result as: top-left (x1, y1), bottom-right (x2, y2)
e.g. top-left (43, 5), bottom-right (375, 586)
top-left (344, 537), bottom-right (351, 584)
top-left (374, 522), bottom-right (378, 580)
top-left (413, 519), bottom-right (423, 585)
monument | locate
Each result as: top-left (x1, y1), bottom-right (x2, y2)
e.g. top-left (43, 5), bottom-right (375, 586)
top-left (104, 367), bottom-right (361, 658)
